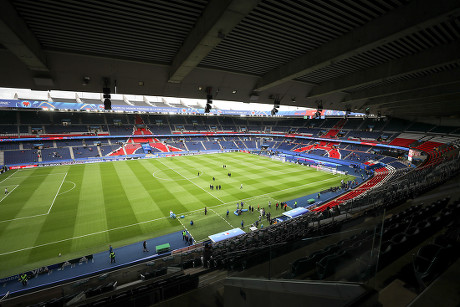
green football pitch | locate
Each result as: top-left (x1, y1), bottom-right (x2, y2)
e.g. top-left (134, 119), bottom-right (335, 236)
top-left (0, 152), bottom-right (353, 277)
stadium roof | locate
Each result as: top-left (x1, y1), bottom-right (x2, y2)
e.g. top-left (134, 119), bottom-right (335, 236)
top-left (0, 0), bottom-right (459, 121)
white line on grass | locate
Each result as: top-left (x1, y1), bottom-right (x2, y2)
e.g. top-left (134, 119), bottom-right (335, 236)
top-left (0, 171), bottom-right (342, 225)
top-left (0, 174), bottom-right (69, 223)
top-left (0, 215), bottom-right (169, 256)
top-left (0, 161), bottom-right (346, 252)
top-left (157, 159), bottom-right (225, 204)
top-left (57, 181), bottom-right (76, 196)
top-left (151, 169), bottom-right (204, 181)
top-left (0, 171), bottom-right (17, 184)
top-left (0, 185), bottom-right (19, 203)
top-left (47, 172), bottom-right (68, 214)
top-left (170, 176), bottom-right (341, 217)
top-left (177, 217), bottom-right (196, 243)
top-left (209, 208), bottom-right (234, 229)
top-left (0, 213), bottom-right (48, 224)
top-left (8, 173), bottom-right (67, 179)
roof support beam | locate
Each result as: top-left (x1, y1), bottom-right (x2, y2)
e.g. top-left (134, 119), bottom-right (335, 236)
top-left (379, 95), bottom-right (460, 111)
top-left (365, 83), bottom-right (460, 107)
top-left (0, 0), bottom-right (48, 72)
top-left (253, 0), bottom-right (460, 92)
top-left (307, 41), bottom-right (460, 99)
top-left (168, 0), bottom-right (260, 83)
top-left (343, 68), bottom-right (460, 103)
top-left (389, 100), bottom-right (460, 116)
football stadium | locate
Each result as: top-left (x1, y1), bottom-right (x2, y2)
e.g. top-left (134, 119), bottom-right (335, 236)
top-left (0, 1), bottom-right (459, 306)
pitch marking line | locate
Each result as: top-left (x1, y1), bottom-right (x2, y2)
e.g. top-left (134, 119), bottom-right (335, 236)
top-left (0, 168), bottom-right (345, 251)
top-left (0, 173), bottom-right (342, 224)
top-left (0, 216), bottom-right (169, 256)
top-left (0, 171), bottom-right (17, 184)
top-left (209, 208), bottom-right (234, 229)
top-left (176, 218), bottom-right (196, 243)
top-left (0, 172), bottom-right (69, 222)
top-left (151, 169), bottom-right (205, 181)
top-left (0, 213), bottom-right (48, 224)
top-left (57, 181), bottom-right (76, 196)
top-left (157, 159), bottom-right (225, 204)
top-left (47, 172), bottom-right (68, 214)
top-left (171, 176), bottom-right (342, 217)
top-left (0, 185), bottom-right (19, 203)
top-left (7, 173), bottom-right (67, 179)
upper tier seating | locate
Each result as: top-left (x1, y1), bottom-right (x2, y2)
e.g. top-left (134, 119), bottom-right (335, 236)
top-left (73, 146), bottom-right (100, 159)
top-left (41, 148), bottom-right (72, 161)
top-left (185, 142), bottom-right (205, 151)
top-left (383, 118), bottom-right (412, 132)
top-left (45, 125), bottom-right (89, 134)
top-left (219, 141), bottom-right (238, 150)
top-left (277, 141), bottom-right (297, 151)
top-left (341, 119), bottom-right (363, 130)
top-left (0, 125), bottom-right (18, 135)
top-left (0, 142), bottom-right (20, 150)
top-left (347, 130), bottom-right (383, 140)
top-left (4, 150), bottom-right (38, 164)
top-left (202, 141), bottom-right (221, 151)
top-left (108, 125), bottom-right (134, 135)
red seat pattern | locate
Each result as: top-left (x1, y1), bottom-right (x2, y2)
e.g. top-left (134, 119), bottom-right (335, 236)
top-left (134, 115), bottom-right (144, 125)
top-left (415, 141), bottom-right (442, 151)
top-left (389, 138), bottom-right (417, 147)
top-left (328, 148), bottom-right (341, 159)
top-left (323, 129), bottom-right (339, 138)
top-left (150, 142), bottom-right (169, 152)
top-left (108, 147), bottom-right (125, 156)
top-left (168, 146), bottom-right (182, 152)
top-left (313, 167), bottom-right (389, 212)
top-left (133, 137), bottom-right (154, 143)
top-left (294, 145), bottom-right (314, 152)
top-left (110, 116), bottom-right (183, 154)
top-left (323, 119), bottom-right (346, 138)
top-left (124, 144), bottom-right (142, 154)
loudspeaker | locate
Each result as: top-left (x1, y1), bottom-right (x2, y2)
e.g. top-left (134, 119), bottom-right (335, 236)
top-left (104, 98), bottom-right (112, 110)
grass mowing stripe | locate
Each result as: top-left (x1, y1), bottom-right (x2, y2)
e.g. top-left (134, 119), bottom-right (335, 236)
top-left (0, 152), bottom-right (358, 277)
top-left (47, 172), bottom-right (67, 213)
top-left (0, 167), bottom-right (55, 221)
top-left (73, 164), bottom-right (107, 241)
top-left (0, 170), bottom-right (18, 183)
top-left (0, 185), bottom-right (19, 203)
top-left (166, 157), bottom-right (238, 205)
top-left (99, 162), bottom-right (142, 242)
top-left (0, 216), bottom-right (170, 257)
top-left (129, 160), bottom-right (188, 219)
top-left (209, 208), bottom-right (234, 228)
top-left (27, 168), bottom-right (79, 264)
top-left (158, 159), bottom-right (225, 204)
top-left (176, 218), bottom-right (195, 243)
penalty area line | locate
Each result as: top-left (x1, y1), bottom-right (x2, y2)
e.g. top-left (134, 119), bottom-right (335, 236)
top-left (0, 185), bottom-right (19, 204)
top-left (176, 218), bottom-right (196, 243)
top-left (47, 172), bottom-right (68, 214)
top-left (57, 181), bottom-right (76, 196)
top-left (0, 215), bottom-right (170, 256)
top-left (0, 171), bottom-right (17, 184)
top-left (209, 208), bottom-right (234, 229)
top-left (157, 159), bottom-right (225, 204)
